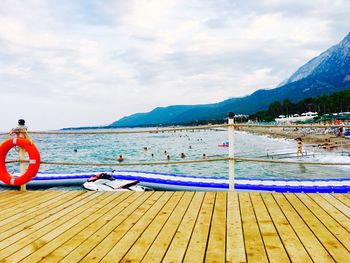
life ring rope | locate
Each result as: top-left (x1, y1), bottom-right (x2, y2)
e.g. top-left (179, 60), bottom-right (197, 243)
top-left (0, 138), bottom-right (40, 186)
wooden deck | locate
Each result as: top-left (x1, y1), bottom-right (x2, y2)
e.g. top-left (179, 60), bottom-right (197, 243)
top-left (0, 190), bottom-right (349, 262)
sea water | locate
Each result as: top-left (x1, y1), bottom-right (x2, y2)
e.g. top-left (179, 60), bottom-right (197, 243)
top-left (1, 128), bottom-right (350, 180)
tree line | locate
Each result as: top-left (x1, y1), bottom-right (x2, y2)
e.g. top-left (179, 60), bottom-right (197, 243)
top-left (250, 89), bottom-right (350, 122)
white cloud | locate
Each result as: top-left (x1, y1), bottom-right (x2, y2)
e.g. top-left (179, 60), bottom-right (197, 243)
top-left (239, 68), bottom-right (281, 92)
top-left (0, 0), bottom-right (349, 130)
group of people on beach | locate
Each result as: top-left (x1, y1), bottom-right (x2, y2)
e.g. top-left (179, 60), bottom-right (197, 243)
top-left (296, 136), bottom-right (344, 156)
top-left (318, 138), bottom-right (345, 150)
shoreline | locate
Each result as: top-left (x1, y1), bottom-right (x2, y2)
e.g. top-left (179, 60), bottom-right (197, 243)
top-left (241, 126), bottom-right (350, 146)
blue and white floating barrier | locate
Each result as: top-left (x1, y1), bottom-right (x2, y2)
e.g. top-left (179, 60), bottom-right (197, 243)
top-left (1, 170), bottom-right (349, 193)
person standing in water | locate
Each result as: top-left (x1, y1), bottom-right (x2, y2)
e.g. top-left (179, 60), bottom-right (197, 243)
top-left (338, 126), bottom-right (344, 137)
top-left (296, 137), bottom-right (303, 156)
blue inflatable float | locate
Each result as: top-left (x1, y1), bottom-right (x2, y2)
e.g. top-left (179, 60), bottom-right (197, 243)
top-left (1, 170), bottom-right (349, 193)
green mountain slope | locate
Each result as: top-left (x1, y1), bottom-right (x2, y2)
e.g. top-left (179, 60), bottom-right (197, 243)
top-left (110, 32), bottom-right (350, 127)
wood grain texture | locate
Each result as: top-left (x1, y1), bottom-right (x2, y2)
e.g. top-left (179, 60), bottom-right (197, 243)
top-left (0, 191), bottom-right (348, 263)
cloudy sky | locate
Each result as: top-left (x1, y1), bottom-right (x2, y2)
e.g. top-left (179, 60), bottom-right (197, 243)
top-left (0, 0), bottom-right (349, 130)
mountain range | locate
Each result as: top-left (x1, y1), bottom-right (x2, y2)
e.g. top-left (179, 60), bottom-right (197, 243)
top-left (110, 32), bottom-right (350, 127)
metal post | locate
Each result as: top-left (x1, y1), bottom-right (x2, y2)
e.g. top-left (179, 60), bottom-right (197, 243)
top-left (227, 112), bottom-right (235, 191)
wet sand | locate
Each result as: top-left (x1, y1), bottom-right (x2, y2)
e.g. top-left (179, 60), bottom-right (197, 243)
top-left (241, 126), bottom-right (350, 146)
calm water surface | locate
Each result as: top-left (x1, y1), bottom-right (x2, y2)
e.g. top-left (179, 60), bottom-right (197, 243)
top-left (2, 128), bottom-right (350, 179)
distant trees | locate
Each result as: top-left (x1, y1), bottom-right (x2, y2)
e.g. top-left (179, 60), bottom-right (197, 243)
top-left (268, 101), bottom-right (282, 117)
top-left (250, 89), bottom-right (350, 121)
top-left (283, 99), bottom-right (293, 116)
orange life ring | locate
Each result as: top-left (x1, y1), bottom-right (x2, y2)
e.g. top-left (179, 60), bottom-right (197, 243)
top-left (0, 138), bottom-right (40, 186)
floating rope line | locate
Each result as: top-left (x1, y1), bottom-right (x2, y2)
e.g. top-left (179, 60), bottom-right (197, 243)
top-left (39, 157), bottom-right (229, 166)
top-left (6, 156), bottom-right (350, 166)
top-left (1, 123), bottom-right (350, 136)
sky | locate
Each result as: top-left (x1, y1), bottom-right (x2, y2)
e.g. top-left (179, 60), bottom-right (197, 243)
top-left (0, 0), bottom-right (349, 131)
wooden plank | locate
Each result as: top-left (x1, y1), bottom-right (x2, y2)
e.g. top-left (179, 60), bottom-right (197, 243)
top-left (0, 191), bottom-right (62, 222)
top-left (162, 192), bottom-right (205, 263)
top-left (0, 190), bottom-right (15, 198)
top-left (19, 192), bottom-right (132, 263)
top-left (0, 191), bottom-right (100, 260)
top-left (59, 192), bottom-right (156, 263)
top-left (273, 194), bottom-right (335, 262)
top-left (321, 194), bottom-right (350, 218)
top-left (0, 190), bottom-right (53, 208)
top-left (183, 192), bottom-right (215, 263)
top-left (0, 191), bottom-right (81, 230)
top-left (226, 192), bottom-right (246, 263)
top-left (0, 191), bottom-right (83, 241)
top-left (284, 194), bottom-right (349, 262)
top-left (332, 194), bottom-right (350, 207)
top-left (78, 191), bottom-right (164, 263)
top-left (0, 190), bottom-right (347, 263)
top-left (0, 191), bottom-right (73, 222)
top-left (0, 191), bottom-right (33, 207)
top-left (0, 189), bottom-right (13, 194)
top-left (8, 192), bottom-right (119, 262)
top-left (0, 191), bottom-right (57, 217)
top-left (205, 192), bottom-right (227, 263)
top-left (121, 192), bottom-right (184, 262)
top-left (141, 192), bottom-right (195, 263)
top-left (101, 192), bottom-right (176, 262)
top-left (239, 192), bottom-right (268, 262)
top-left (38, 192), bottom-right (133, 263)
top-left (0, 191), bottom-right (94, 243)
top-left (262, 193), bottom-right (311, 263)
top-left (0, 191), bottom-right (10, 195)
top-left (1, 192), bottom-right (114, 262)
top-left (0, 191), bottom-right (37, 209)
top-left (250, 192), bottom-right (289, 263)
top-left (297, 194), bottom-right (350, 251)
top-left (308, 194), bottom-right (350, 232)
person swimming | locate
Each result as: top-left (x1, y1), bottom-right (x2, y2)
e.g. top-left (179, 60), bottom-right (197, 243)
top-left (180, 152), bottom-right (186, 158)
top-left (202, 153), bottom-right (207, 159)
top-left (117, 155), bottom-right (124, 162)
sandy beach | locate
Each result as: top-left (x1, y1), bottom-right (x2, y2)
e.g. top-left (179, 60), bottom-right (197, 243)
top-left (241, 126), bottom-right (350, 147)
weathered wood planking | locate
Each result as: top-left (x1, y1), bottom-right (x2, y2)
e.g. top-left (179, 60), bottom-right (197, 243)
top-left (0, 190), bottom-right (349, 262)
